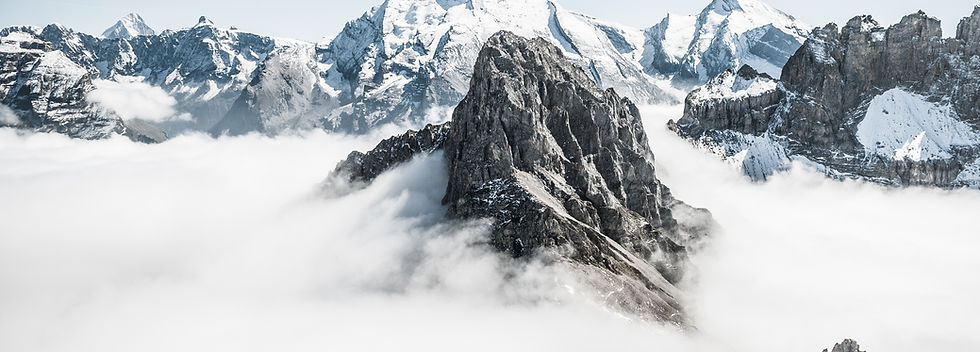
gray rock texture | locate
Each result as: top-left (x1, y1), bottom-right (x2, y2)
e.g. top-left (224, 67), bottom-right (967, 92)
top-left (823, 339), bottom-right (866, 352)
top-left (673, 8), bottom-right (980, 188)
top-left (332, 31), bottom-right (713, 324)
top-left (0, 29), bottom-right (162, 142)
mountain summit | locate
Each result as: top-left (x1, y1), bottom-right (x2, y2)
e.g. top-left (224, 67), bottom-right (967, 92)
top-left (332, 31), bottom-right (713, 323)
top-left (101, 13), bottom-right (155, 39)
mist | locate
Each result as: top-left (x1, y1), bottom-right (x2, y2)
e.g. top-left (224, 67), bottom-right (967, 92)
top-left (642, 105), bottom-right (980, 352)
top-left (88, 78), bottom-right (191, 122)
top-left (0, 105), bottom-right (978, 351)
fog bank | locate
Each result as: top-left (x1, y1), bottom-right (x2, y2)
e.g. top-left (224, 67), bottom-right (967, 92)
top-left (0, 104), bottom-right (978, 351)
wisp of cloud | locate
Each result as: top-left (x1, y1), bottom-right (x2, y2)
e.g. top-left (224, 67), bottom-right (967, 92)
top-left (88, 77), bottom-right (191, 122)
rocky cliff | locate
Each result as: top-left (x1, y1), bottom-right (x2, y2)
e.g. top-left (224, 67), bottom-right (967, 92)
top-left (332, 31), bottom-right (712, 324)
top-left (672, 7), bottom-right (980, 188)
top-left (0, 30), bottom-right (161, 141)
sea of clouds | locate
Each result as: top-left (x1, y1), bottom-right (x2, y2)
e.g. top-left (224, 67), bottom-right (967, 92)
top-left (0, 105), bottom-right (977, 351)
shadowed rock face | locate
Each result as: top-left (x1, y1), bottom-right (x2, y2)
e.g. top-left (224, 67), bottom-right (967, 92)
top-left (673, 8), bottom-right (980, 188)
top-left (332, 31), bottom-right (713, 324)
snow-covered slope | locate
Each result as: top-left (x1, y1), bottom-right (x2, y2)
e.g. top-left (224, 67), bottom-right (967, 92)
top-left (857, 88), bottom-right (980, 162)
top-left (214, 0), bottom-right (676, 135)
top-left (643, 0), bottom-right (809, 81)
top-left (102, 13), bottom-right (155, 39)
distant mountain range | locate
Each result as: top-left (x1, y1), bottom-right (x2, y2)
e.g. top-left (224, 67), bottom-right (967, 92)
top-left (0, 0), bottom-right (809, 139)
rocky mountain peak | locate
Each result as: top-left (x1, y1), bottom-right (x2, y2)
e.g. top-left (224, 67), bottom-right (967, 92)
top-left (332, 31), bottom-right (712, 323)
top-left (102, 13), bottom-right (155, 39)
top-left (704, 0), bottom-right (748, 14)
top-left (196, 16), bottom-right (215, 27)
top-left (956, 5), bottom-right (980, 45)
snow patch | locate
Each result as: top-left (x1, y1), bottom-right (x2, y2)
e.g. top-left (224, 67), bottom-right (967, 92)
top-left (856, 88), bottom-right (980, 161)
top-left (690, 69), bottom-right (777, 103)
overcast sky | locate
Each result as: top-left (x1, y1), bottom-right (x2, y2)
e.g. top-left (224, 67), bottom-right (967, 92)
top-left (1, 0), bottom-right (977, 42)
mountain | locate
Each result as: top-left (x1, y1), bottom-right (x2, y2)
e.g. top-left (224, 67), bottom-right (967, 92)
top-left (643, 0), bottom-right (809, 82)
top-left (670, 7), bottom-right (980, 189)
top-left (0, 29), bottom-right (161, 142)
top-left (6, 16), bottom-right (302, 133)
top-left (102, 13), bottom-right (155, 39)
top-left (1, 0), bottom-right (810, 139)
top-left (213, 0), bottom-right (677, 136)
top-left (331, 31), bottom-right (713, 323)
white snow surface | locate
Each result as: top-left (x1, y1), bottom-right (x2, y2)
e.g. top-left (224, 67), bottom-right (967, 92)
top-left (689, 68), bottom-right (778, 103)
top-left (857, 88), bottom-right (980, 161)
top-left (102, 13), bottom-right (155, 39)
top-left (0, 31), bottom-right (47, 53)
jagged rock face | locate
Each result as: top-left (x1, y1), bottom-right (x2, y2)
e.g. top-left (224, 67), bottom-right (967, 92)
top-left (673, 8), bottom-right (980, 188)
top-left (642, 0), bottom-right (809, 81)
top-left (0, 30), bottom-right (163, 141)
top-left (211, 43), bottom-right (335, 135)
top-left (332, 31), bottom-right (712, 324)
top-left (335, 123), bottom-right (451, 185)
top-left (219, 0), bottom-right (678, 136)
top-left (823, 339), bottom-right (866, 352)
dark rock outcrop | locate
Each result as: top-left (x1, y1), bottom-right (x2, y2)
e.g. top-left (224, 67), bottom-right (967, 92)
top-left (331, 31), bottom-right (712, 324)
top-left (334, 122), bottom-right (451, 184)
top-left (673, 8), bottom-right (980, 188)
top-left (823, 339), bottom-right (866, 352)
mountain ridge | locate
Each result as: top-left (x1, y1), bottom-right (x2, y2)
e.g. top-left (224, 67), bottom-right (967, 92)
top-left (671, 7), bottom-right (980, 188)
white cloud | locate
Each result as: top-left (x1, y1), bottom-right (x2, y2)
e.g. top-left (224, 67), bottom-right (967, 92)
top-left (642, 105), bottom-right (980, 352)
top-left (0, 104), bottom-right (19, 126)
top-left (0, 129), bottom-right (701, 352)
top-left (0, 105), bottom-right (977, 352)
top-left (87, 77), bottom-right (190, 122)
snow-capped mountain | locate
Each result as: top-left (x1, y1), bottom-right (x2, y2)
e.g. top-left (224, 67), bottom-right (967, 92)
top-left (102, 13), bottom-right (155, 39)
top-left (672, 7), bottom-right (980, 189)
top-left (30, 16), bottom-right (306, 132)
top-left (0, 29), bottom-right (162, 141)
top-left (213, 0), bottom-right (676, 135)
top-left (643, 0), bottom-right (809, 82)
top-left (330, 31), bottom-right (713, 323)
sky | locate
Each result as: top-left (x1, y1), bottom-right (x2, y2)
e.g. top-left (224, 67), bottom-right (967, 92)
top-left (0, 0), bottom-right (976, 42)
